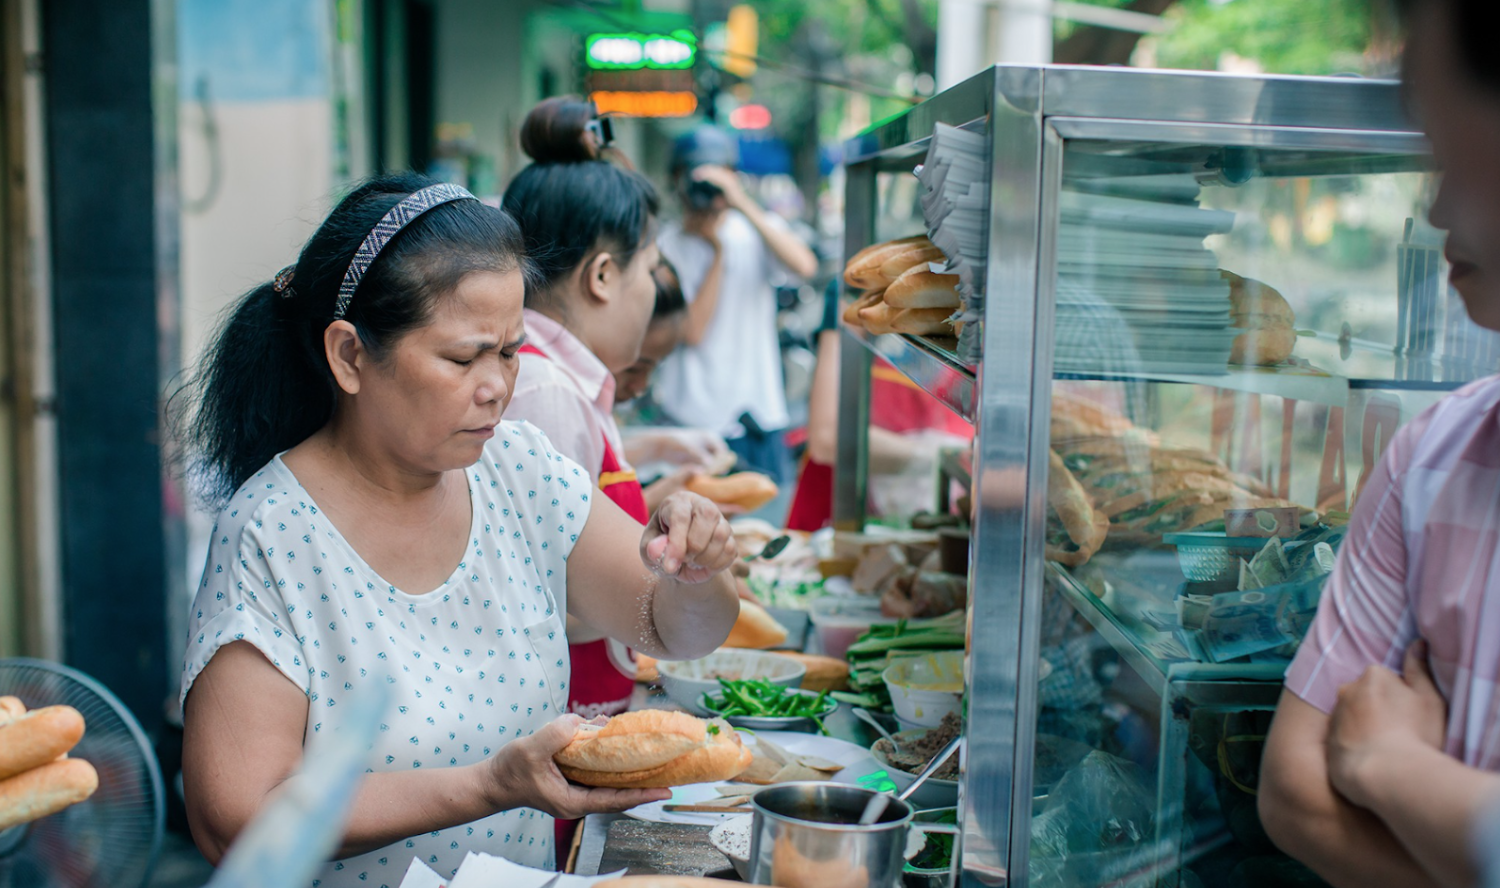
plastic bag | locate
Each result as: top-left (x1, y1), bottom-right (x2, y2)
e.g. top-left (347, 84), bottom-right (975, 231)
top-left (1029, 750), bottom-right (1160, 888)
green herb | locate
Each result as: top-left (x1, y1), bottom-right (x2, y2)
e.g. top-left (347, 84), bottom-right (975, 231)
top-left (706, 723), bottom-right (720, 736)
top-left (701, 679), bottom-right (836, 733)
top-left (907, 831), bottom-right (955, 871)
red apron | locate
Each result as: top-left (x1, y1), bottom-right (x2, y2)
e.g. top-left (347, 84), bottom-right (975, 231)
top-left (517, 344), bottom-right (645, 718)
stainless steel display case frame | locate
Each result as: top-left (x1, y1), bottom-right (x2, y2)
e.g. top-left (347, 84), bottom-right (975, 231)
top-left (836, 65), bottom-right (1421, 888)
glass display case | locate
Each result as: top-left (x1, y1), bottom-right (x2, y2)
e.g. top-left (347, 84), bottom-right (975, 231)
top-left (836, 66), bottom-right (1489, 888)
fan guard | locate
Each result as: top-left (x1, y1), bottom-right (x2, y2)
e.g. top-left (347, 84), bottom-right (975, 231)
top-left (0, 658), bottom-right (164, 888)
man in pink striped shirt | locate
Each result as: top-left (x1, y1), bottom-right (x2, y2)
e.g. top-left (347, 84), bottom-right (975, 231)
top-left (1259, 2), bottom-right (1500, 887)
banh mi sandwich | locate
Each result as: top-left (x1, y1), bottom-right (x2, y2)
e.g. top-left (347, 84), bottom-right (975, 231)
top-left (1094, 471), bottom-right (1262, 520)
top-left (1045, 450), bottom-right (1110, 567)
top-left (843, 235), bottom-right (931, 289)
top-left (884, 266), bottom-right (962, 310)
top-left (1059, 444), bottom-right (1276, 501)
top-left (1105, 489), bottom-right (1307, 546)
top-left (553, 710), bottom-right (753, 789)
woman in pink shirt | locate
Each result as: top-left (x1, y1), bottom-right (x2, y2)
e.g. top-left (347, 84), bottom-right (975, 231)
top-left (1260, 3), bottom-right (1500, 887)
top-left (500, 98), bottom-right (660, 722)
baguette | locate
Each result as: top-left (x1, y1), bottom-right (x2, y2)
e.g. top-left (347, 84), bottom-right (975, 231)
top-left (843, 236), bottom-right (929, 289)
top-left (635, 654), bottom-right (659, 684)
top-left (0, 697), bottom-right (26, 725)
top-left (858, 300), bottom-right (898, 335)
top-left (889, 307), bottom-right (955, 336)
top-left (0, 706), bottom-right (85, 781)
top-left (841, 290), bottom-right (883, 327)
top-left (554, 711), bottom-right (752, 789)
top-left (686, 471), bottom-right (779, 512)
top-left (0, 758), bottom-right (98, 831)
top-left (884, 266), bottom-right (961, 310)
top-left (725, 599), bottom-right (789, 649)
top-left (878, 244), bottom-right (947, 283)
top-left (768, 652), bottom-right (851, 692)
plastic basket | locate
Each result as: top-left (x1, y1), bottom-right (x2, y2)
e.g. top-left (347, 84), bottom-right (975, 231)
top-left (1161, 532), bottom-right (1304, 583)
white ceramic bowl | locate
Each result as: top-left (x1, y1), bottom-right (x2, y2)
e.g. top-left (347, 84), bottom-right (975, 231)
top-left (708, 815), bottom-right (753, 879)
top-left (657, 648), bottom-right (806, 716)
top-left (882, 651), bottom-right (964, 728)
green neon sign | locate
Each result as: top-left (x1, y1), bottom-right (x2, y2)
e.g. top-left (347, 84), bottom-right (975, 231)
top-left (585, 30), bottom-right (697, 70)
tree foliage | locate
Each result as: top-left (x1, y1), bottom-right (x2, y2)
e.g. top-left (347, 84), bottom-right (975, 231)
top-left (1064, 0), bottom-right (1382, 75)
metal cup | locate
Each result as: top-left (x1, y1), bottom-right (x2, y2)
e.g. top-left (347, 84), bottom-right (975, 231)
top-left (748, 782), bottom-right (915, 888)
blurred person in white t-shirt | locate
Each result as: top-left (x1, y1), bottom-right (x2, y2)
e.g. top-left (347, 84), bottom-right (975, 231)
top-left (654, 126), bottom-right (818, 487)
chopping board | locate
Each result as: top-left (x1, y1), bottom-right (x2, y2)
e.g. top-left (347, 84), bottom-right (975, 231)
top-left (598, 820), bottom-right (740, 879)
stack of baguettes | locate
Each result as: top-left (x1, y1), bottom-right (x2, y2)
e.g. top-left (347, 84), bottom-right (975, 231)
top-left (0, 698), bottom-right (97, 831)
top-left (841, 235), bottom-right (961, 337)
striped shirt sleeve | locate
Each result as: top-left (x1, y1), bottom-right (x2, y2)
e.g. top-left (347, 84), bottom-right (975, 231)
top-left (1284, 422), bottom-right (1418, 713)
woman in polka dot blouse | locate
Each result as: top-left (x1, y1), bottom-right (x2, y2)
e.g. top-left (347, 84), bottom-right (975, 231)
top-left (174, 173), bottom-right (740, 887)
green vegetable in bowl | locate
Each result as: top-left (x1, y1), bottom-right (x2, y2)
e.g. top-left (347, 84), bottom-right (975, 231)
top-left (701, 679), bottom-right (835, 734)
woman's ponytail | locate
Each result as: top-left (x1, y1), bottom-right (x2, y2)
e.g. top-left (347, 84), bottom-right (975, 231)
top-left (176, 280), bottom-right (334, 507)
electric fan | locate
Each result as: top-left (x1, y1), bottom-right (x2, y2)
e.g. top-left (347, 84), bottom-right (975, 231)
top-left (0, 658), bottom-right (164, 888)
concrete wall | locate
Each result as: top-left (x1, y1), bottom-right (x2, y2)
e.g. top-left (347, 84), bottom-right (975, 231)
top-left (174, 0), bottom-right (350, 701)
top-left (431, 0), bottom-right (535, 190)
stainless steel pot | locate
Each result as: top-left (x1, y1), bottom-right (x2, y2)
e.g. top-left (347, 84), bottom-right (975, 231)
top-left (749, 783), bottom-right (916, 888)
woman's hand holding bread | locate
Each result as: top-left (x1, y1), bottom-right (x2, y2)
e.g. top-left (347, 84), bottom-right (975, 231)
top-left (483, 715), bottom-right (671, 820)
top-left (551, 710), bottom-right (752, 789)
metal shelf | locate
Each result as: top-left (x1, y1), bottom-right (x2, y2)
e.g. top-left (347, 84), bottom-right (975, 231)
top-left (844, 323), bottom-right (976, 423)
top-left (849, 318), bottom-right (1472, 416)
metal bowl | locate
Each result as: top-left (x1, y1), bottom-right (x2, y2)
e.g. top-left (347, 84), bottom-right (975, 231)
top-left (749, 783), bottom-right (915, 888)
top-left (701, 687), bottom-right (839, 732)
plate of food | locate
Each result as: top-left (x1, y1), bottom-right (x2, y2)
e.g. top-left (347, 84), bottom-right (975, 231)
top-left (625, 730), bottom-right (878, 825)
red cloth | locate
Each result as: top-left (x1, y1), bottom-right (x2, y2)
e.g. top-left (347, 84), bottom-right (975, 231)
top-left (785, 358), bottom-right (972, 531)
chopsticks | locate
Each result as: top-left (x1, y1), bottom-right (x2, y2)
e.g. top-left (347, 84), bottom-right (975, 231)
top-left (663, 804), bottom-right (753, 814)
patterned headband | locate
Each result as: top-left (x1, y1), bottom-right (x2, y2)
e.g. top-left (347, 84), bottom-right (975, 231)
top-left (333, 183), bottom-right (478, 320)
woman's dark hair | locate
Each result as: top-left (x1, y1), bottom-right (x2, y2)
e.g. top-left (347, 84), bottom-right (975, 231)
top-left (651, 258), bottom-right (686, 319)
top-left (176, 172), bottom-right (529, 507)
top-left (1394, 0), bottom-right (1500, 91)
top-left (503, 99), bottom-right (659, 312)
